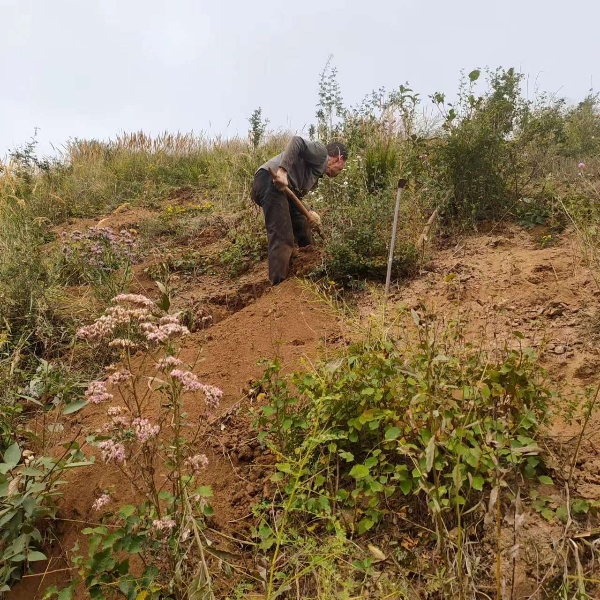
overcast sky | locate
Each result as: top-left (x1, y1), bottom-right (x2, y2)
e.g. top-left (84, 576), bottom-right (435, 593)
top-left (1, 0), bottom-right (598, 157)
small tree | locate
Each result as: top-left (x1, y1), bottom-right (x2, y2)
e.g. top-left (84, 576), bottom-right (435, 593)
top-left (315, 55), bottom-right (346, 141)
top-left (248, 107), bottom-right (269, 150)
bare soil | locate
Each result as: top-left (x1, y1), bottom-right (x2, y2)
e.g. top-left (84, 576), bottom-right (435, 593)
top-left (9, 217), bottom-right (600, 599)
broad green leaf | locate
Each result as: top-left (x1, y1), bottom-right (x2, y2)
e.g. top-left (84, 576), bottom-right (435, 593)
top-left (57, 586), bottom-right (74, 600)
top-left (541, 508), bottom-right (555, 521)
top-left (82, 527), bottom-right (108, 535)
top-left (572, 499), bottom-right (590, 514)
top-left (357, 517), bottom-right (375, 535)
top-left (385, 427), bottom-right (401, 440)
top-left (349, 464), bottom-right (370, 480)
top-left (4, 443), bottom-right (21, 467)
top-left (399, 479), bottom-right (412, 495)
top-left (479, 383), bottom-right (491, 399)
top-left (471, 475), bottom-right (484, 491)
top-left (276, 463), bottom-right (294, 474)
top-left (194, 486), bottom-right (213, 498)
top-left (27, 551), bottom-right (47, 562)
top-left (538, 476), bottom-right (553, 485)
top-left (21, 468), bottom-right (44, 477)
top-left (118, 505), bottom-right (136, 518)
top-left (62, 401), bottom-right (88, 415)
top-left (556, 506), bottom-right (568, 524)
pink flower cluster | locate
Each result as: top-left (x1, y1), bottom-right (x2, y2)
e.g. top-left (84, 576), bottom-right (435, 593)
top-left (156, 356), bottom-right (183, 370)
top-left (132, 418), bottom-right (160, 442)
top-left (169, 369), bottom-right (222, 410)
top-left (152, 516), bottom-right (176, 534)
top-left (141, 322), bottom-right (189, 343)
top-left (201, 384), bottom-right (223, 412)
top-left (92, 493), bottom-right (111, 511)
top-left (77, 304), bottom-right (153, 344)
top-left (170, 369), bottom-right (203, 392)
top-left (77, 294), bottom-right (188, 348)
top-left (107, 369), bottom-right (133, 385)
top-left (85, 380), bottom-right (113, 404)
top-left (108, 338), bottom-right (138, 349)
top-left (185, 454), bottom-right (209, 473)
top-left (98, 439), bottom-right (126, 464)
top-left (113, 294), bottom-right (157, 308)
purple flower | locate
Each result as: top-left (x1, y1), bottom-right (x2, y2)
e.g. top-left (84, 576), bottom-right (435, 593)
top-left (85, 380), bottom-right (113, 404)
top-left (92, 494), bottom-right (111, 511)
top-left (579, 162), bottom-right (585, 169)
top-left (170, 369), bottom-right (203, 392)
top-left (142, 322), bottom-right (189, 343)
top-left (200, 384), bottom-right (223, 412)
top-left (98, 440), bottom-right (126, 464)
top-left (185, 454), bottom-right (209, 473)
top-left (132, 418), bottom-right (160, 443)
top-left (156, 356), bottom-right (184, 370)
top-left (108, 338), bottom-right (138, 349)
top-left (152, 516), bottom-right (176, 534)
top-left (107, 369), bottom-right (133, 385)
top-left (113, 294), bottom-right (156, 309)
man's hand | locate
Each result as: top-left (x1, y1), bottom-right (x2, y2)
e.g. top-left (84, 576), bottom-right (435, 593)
top-left (273, 167), bottom-right (289, 191)
top-left (307, 210), bottom-right (321, 228)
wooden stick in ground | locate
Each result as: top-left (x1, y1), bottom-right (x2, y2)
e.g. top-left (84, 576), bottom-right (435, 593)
top-left (268, 167), bottom-right (324, 239)
top-left (384, 178), bottom-right (408, 297)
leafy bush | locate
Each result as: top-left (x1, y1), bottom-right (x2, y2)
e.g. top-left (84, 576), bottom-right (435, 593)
top-left (429, 68), bottom-right (525, 225)
top-left (0, 440), bottom-right (93, 592)
top-left (312, 156), bottom-right (419, 284)
top-left (255, 312), bottom-right (554, 536)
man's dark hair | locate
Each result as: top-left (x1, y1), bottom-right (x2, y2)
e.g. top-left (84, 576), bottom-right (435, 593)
top-left (326, 141), bottom-right (348, 161)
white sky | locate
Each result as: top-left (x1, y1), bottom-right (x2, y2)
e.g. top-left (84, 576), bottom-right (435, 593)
top-left (1, 0), bottom-right (598, 157)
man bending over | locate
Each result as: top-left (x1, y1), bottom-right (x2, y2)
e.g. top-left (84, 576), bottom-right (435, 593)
top-left (251, 136), bottom-right (348, 284)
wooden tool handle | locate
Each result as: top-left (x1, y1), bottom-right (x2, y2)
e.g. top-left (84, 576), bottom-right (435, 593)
top-left (268, 167), bottom-right (323, 238)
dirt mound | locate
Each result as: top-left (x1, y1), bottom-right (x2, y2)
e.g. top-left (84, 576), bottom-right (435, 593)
top-left (55, 204), bottom-right (158, 235)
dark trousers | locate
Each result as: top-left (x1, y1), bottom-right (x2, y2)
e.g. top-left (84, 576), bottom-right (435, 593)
top-left (251, 169), bottom-right (313, 285)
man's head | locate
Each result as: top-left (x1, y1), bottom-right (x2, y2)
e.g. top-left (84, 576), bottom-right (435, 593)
top-left (324, 141), bottom-right (348, 177)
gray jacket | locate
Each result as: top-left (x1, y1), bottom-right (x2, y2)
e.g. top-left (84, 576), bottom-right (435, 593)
top-left (257, 136), bottom-right (328, 198)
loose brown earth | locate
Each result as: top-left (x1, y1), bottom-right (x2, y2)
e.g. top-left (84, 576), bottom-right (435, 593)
top-left (9, 211), bottom-right (600, 599)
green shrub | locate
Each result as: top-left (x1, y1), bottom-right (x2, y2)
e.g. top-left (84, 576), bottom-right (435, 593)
top-left (255, 314), bottom-right (554, 536)
top-left (0, 440), bottom-right (93, 592)
top-left (429, 68), bottom-right (525, 226)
